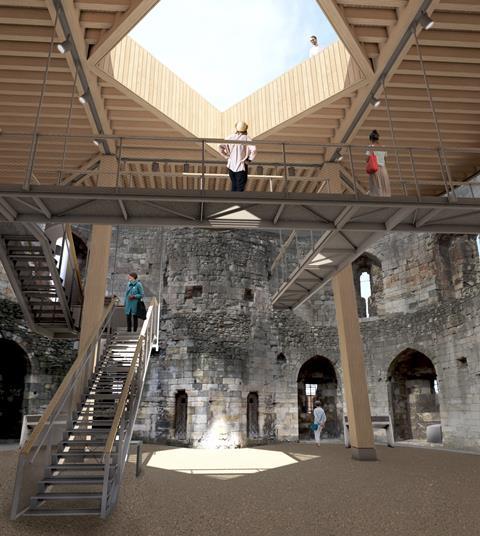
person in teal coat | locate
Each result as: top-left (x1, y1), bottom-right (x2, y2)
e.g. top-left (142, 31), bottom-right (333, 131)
top-left (125, 272), bottom-right (144, 332)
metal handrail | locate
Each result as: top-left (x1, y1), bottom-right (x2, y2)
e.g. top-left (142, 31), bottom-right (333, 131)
top-left (2, 131), bottom-right (480, 153)
top-left (2, 131), bottom-right (478, 202)
top-left (100, 297), bottom-right (158, 518)
top-left (21, 298), bottom-right (117, 456)
top-left (11, 298), bottom-right (118, 519)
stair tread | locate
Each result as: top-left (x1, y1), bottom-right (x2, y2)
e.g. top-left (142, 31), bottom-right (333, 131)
top-left (49, 464), bottom-right (107, 470)
top-left (23, 508), bottom-right (100, 517)
top-left (62, 440), bottom-right (107, 446)
top-left (33, 493), bottom-right (103, 500)
top-left (41, 477), bottom-right (104, 484)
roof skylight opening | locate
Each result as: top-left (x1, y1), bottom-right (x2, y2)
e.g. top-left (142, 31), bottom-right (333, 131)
top-left (129, 0), bottom-right (338, 111)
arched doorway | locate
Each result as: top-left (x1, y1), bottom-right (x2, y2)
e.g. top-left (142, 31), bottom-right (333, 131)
top-left (174, 390), bottom-right (188, 440)
top-left (297, 356), bottom-right (339, 439)
top-left (247, 392), bottom-right (259, 439)
top-left (0, 340), bottom-right (30, 441)
top-left (388, 348), bottom-right (440, 441)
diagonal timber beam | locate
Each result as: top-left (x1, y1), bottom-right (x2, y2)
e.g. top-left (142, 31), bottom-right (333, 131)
top-left (326, 0), bottom-right (441, 160)
top-left (46, 0), bottom-right (114, 153)
top-left (315, 0), bottom-right (374, 77)
top-left (88, 0), bottom-right (159, 65)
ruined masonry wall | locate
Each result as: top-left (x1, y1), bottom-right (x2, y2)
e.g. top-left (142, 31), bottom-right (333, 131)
top-left (0, 299), bottom-right (76, 415)
top-left (131, 228), bottom-right (480, 452)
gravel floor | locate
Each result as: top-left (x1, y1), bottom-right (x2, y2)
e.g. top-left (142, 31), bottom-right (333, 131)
top-left (1, 442), bottom-right (479, 536)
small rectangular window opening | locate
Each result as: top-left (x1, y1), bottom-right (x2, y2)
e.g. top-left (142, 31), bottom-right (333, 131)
top-left (185, 285), bottom-right (203, 300)
top-left (244, 288), bottom-right (254, 301)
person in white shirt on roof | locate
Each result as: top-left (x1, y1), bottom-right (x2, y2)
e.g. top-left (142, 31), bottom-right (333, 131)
top-left (309, 35), bottom-right (323, 58)
top-left (219, 121), bottom-right (257, 192)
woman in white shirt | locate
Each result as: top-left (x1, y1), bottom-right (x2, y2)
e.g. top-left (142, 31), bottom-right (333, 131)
top-left (366, 129), bottom-right (391, 197)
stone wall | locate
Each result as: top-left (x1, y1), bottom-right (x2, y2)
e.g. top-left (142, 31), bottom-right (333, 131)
top-left (132, 228), bottom-right (480, 452)
top-left (0, 299), bottom-right (76, 416)
top-left (1, 221), bottom-right (479, 452)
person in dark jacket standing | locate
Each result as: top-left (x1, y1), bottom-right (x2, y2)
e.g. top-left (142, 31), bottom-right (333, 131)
top-left (124, 272), bottom-right (144, 332)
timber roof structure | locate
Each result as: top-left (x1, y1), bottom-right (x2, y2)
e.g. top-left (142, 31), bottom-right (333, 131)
top-left (0, 0), bottom-right (479, 308)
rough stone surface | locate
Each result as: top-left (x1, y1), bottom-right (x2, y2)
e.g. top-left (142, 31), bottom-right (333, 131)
top-left (0, 299), bottom-right (76, 416)
top-left (1, 223), bottom-right (479, 452)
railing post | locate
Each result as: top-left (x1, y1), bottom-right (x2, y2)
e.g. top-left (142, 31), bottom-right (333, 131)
top-left (23, 133), bottom-right (38, 191)
top-left (116, 137), bottom-right (123, 189)
top-left (436, 148), bottom-right (451, 200)
top-left (408, 148), bottom-right (421, 202)
top-left (282, 143), bottom-right (288, 196)
top-left (101, 455), bottom-right (111, 518)
top-left (201, 140), bottom-right (205, 192)
top-left (347, 145), bottom-right (358, 198)
top-left (440, 147), bottom-right (457, 201)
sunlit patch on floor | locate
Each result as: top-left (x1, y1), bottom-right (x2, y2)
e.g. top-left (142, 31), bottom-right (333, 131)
top-left (134, 447), bottom-right (320, 479)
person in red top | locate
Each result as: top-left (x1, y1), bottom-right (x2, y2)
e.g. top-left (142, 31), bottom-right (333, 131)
top-left (366, 129), bottom-right (391, 197)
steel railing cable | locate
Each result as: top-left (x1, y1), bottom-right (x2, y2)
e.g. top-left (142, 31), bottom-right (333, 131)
top-left (24, 12), bottom-right (58, 191)
top-left (382, 79), bottom-right (407, 197)
top-left (58, 66), bottom-right (79, 185)
top-left (412, 28), bottom-right (455, 199)
top-left (109, 225), bottom-right (120, 297)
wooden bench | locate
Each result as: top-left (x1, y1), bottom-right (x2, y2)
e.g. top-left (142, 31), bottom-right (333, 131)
top-left (344, 415), bottom-right (394, 448)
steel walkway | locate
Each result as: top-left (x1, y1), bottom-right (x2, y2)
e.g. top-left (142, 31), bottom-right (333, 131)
top-left (0, 185), bottom-right (480, 233)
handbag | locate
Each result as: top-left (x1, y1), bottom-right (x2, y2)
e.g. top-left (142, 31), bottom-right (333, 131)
top-left (366, 152), bottom-right (379, 175)
top-left (137, 299), bottom-right (147, 320)
top-left (310, 422), bottom-right (319, 432)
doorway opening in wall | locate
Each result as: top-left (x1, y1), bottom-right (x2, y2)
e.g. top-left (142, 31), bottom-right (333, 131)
top-left (0, 340), bottom-right (30, 442)
top-left (174, 390), bottom-right (188, 441)
top-left (297, 356), bottom-right (340, 440)
top-left (387, 348), bottom-right (441, 443)
top-left (247, 392), bottom-right (259, 440)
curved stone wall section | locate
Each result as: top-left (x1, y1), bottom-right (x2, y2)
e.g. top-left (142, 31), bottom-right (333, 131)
top-left (132, 228), bottom-right (480, 452)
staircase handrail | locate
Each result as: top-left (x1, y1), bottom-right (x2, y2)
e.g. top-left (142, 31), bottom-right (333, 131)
top-left (103, 297), bottom-right (158, 457)
top-left (11, 297), bottom-right (119, 518)
top-left (100, 297), bottom-right (158, 517)
top-left (20, 298), bottom-right (117, 456)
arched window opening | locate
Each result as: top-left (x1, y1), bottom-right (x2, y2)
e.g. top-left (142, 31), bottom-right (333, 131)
top-left (174, 390), bottom-right (188, 440)
top-left (388, 349), bottom-right (441, 442)
top-left (360, 271), bottom-right (372, 318)
top-left (297, 356), bottom-right (339, 440)
top-left (247, 392), bottom-right (259, 439)
top-left (353, 253), bottom-right (383, 318)
top-left (0, 340), bottom-right (30, 441)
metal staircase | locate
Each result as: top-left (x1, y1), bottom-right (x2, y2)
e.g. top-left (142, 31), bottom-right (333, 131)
top-left (11, 298), bottom-right (159, 519)
top-left (0, 222), bottom-right (83, 337)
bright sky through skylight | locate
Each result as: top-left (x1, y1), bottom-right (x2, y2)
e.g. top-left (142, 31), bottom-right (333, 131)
top-left (129, 0), bottom-right (338, 111)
